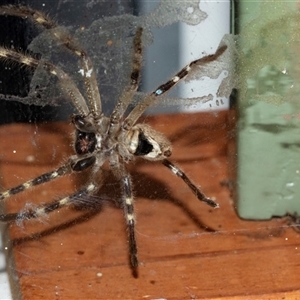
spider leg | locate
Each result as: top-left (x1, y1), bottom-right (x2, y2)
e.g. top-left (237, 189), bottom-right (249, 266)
top-left (111, 162), bottom-right (138, 267)
top-left (162, 159), bottom-right (219, 208)
top-left (0, 5), bottom-right (101, 116)
top-left (125, 44), bottom-right (228, 126)
top-left (0, 155), bottom-right (96, 201)
top-left (109, 27), bottom-right (143, 134)
top-left (0, 162), bottom-right (71, 201)
top-left (122, 173), bottom-right (138, 268)
top-left (0, 47), bottom-right (89, 116)
top-left (0, 183), bottom-right (97, 223)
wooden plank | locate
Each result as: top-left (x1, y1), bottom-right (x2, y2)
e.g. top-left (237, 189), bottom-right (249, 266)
top-left (0, 111), bottom-right (299, 299)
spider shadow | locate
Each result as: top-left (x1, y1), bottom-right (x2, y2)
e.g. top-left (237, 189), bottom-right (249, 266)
top-left (130, 163), bottom-right (217, 233)
top-left (7, 162), bottom-right (216, 272)
top-left (73, 165), bottom-right (217, 233)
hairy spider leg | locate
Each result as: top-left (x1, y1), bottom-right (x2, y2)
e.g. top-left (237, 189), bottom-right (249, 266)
top-left (108, 27), bottom-right (143, 135)
top-left (109, 160), bottom-right (138, 267)
top-left (0, 47), bottom-right (89, 115)
top-left (126, 44), bottom-right (228, 125)
top-left (0, 162), bottom-right (72, 202)
top-left (162, 159), bottom-right (218, 208)
top-left (0, 5), bottom-right (101, 116)
top-left (0, 151), bottom-right (98, 200)
top-left (122, 171), bottom-right (138, 267)
top-left (0, 183), bottom-right (97, 222)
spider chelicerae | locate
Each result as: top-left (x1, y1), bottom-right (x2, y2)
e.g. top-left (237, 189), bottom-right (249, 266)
top-left (0, 6), bottom-right (226, 268)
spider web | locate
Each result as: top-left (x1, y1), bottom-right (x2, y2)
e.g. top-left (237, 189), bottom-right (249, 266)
top-left (0, 0), bottom-right (232, 115)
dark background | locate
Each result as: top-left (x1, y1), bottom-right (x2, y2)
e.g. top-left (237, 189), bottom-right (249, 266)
top-left (0, 0), bottom-right (136, 124)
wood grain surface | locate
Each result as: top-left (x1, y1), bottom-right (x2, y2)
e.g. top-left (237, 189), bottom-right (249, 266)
top-left (0, 111), bottom-right (299, 299)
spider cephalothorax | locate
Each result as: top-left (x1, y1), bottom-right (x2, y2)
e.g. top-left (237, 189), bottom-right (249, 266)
top-left (0, 5), bottom-right (226, 268)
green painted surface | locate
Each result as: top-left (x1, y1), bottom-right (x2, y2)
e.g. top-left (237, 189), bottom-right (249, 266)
top-left (235, 1), bottom-right (300, 219)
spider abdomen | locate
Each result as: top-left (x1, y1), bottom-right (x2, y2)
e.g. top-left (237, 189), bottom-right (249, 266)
top-left (125, 124), bottom-right (172, 161)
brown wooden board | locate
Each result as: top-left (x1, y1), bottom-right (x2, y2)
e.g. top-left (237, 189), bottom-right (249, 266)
top-left (0, 111), bottom-right (299, 299)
